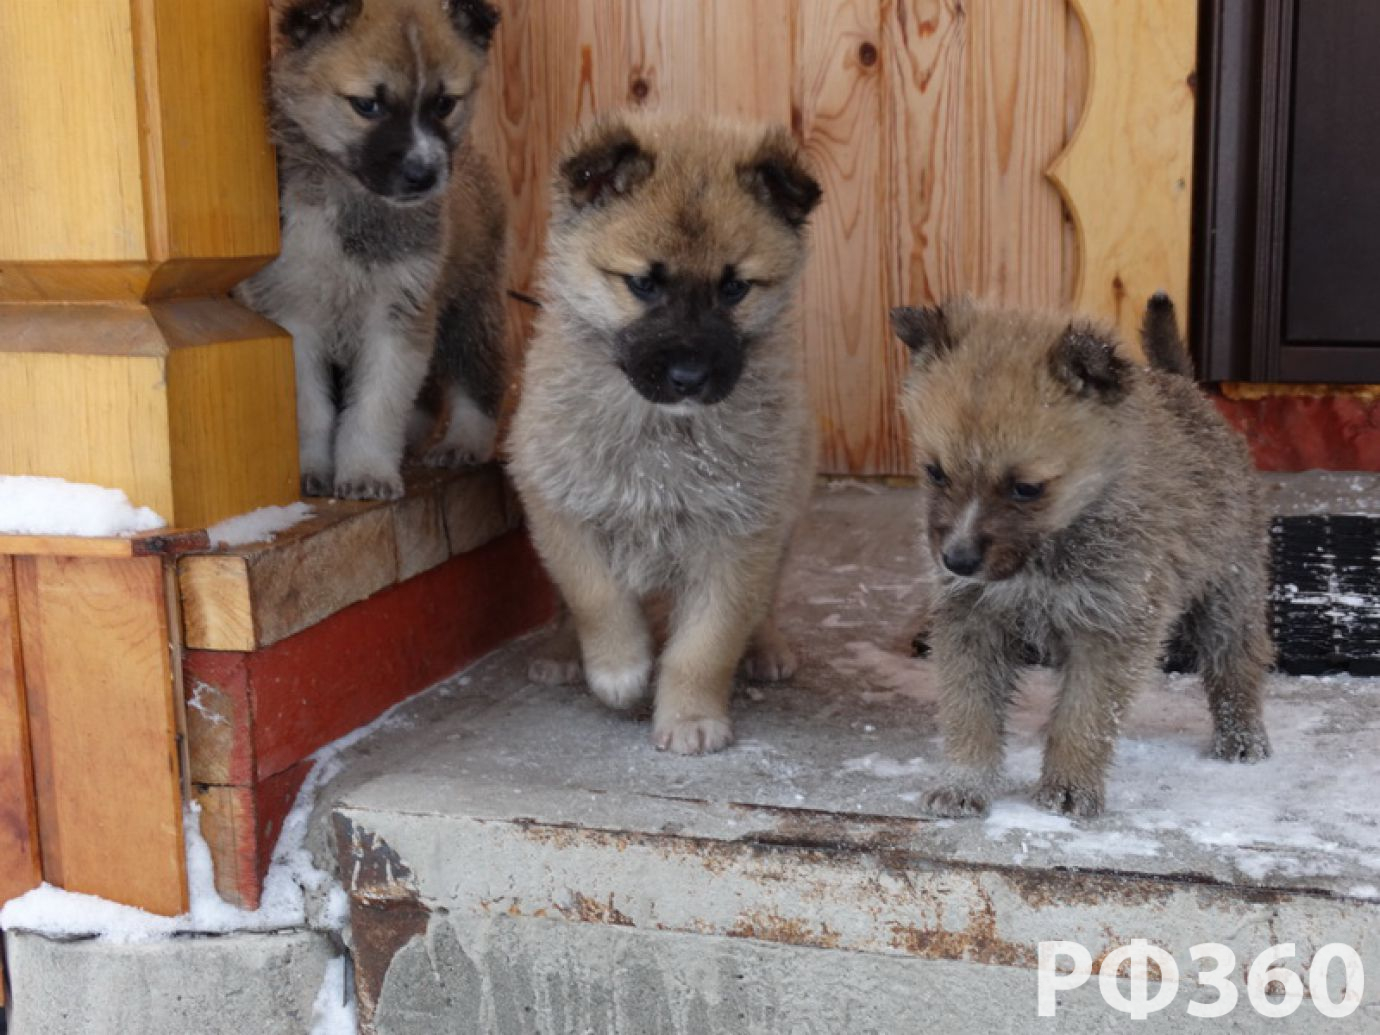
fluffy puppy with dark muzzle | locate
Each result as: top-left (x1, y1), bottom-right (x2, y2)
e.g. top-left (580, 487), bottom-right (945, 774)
top-left (509, 112), bottom-right (822, 755)
top-left (237, 0), bottom-right (507, 500)
top-left (892, 295), bottom-right (1272, 818)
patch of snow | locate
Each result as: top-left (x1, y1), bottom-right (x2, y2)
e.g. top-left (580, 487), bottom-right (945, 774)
top-left (1, 692), bottom-right (415, 943)
top-left (0, 475), bottom-right (164, 537)
top-left (308, 956), bottom-right (357, 1035)
top-left (841, 752), bottom-right (928, 779)
top-left (186, 679), bottom-right (228, 727)
top-left (207, 502), bottom-right (314, 548)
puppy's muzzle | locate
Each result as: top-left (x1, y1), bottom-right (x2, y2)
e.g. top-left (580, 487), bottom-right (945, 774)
top-left (619, 316), bottom-right (745, 406)
top-left (941, 540), bottom-right (986, 577)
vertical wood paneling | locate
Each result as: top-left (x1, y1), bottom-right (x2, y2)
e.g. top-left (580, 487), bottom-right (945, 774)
top-left (18, 555), bottom-right (188, 916)
top-left (0, 557), bottom-right (41, 909)
top-left (475, 0), bottom-right (1189, 475)
top-left (1048, 0), bottom-right (1197, 341)
top-left (795, 0), bottom-right (901, 474)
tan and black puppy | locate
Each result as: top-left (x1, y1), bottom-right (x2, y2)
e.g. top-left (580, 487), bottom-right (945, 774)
top-left (238, 0), bottom-right (506, 500)
top-left (893, 295), bottom-right (1272, 817)
top-left (509, 113), bottom-right (822, 755)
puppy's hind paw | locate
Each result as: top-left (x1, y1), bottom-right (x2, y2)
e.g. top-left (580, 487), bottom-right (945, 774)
top-left (654, 717), bottom-right (734, 756)
top-left (1033, 779), bottom-right (1104, 818)
top-left (587, 663), bottom-right (651, 711)
top-left (741, 633), bottom-right (797, 683)
top-left (1212, 724), bottom-right (1271, 763)
top-left (920, 785), bottom-right (991, 819)
top-left (528, 657), bottom-right (582, 686)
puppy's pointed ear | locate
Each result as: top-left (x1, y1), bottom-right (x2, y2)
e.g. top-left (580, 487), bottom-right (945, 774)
top-left (739, 127), bottom-right (822, 230)
top-left (443, 0), bottom-right (500, 50)
top-left (1050, 323), bottom-right (1132, 403)
top-left (890, 306), bottom-right (952, 367)
top-left (278, 0), bottom-right (361, 49)
top-left (557, 120), bottom-right (656, 211)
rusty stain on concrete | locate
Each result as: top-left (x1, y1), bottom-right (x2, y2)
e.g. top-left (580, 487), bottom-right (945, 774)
top-left (333, 815), bottom-right (430, 1035)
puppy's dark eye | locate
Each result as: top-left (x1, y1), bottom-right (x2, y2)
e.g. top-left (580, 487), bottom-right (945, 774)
top-left (1011, 481), bottom-right (1046, 502)
top-left (624, 274), bottom-right (661, 302)
top-left (347, 95), bottom-right (385, 119)
top-left (925, 463), bottom-right (949, 488)
top-left (435, 94), bottom-right (460, 118)
top-left (719, 278), bottom-right (751, 305)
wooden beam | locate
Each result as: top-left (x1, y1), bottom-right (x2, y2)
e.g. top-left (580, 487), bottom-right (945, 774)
top-left (179, 468), bottom-right (512, 651)
top-left (184, 530), bottom-right (558, 908)
top-left (0, 557), bottom-right (41, 908)
top-left (17, 555), bottom-right (187, 916)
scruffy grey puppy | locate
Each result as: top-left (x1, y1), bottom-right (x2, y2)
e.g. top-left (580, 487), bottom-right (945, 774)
top-left (509, 112), bottom-right (822, 755)
top-left (237, 0), bottom-right (506, 500)
top-left (892, 294), bottom-right (1272, 817)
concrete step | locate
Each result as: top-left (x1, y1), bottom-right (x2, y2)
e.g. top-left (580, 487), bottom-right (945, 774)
top-left (6, 477), bottom-right (1379, 1033)
top-left (324, 480), bottom-right (1380, 1034)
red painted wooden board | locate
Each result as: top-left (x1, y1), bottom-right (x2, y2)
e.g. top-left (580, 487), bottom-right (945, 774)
top-left (1215, 393), bottom-right (1380, 472)
top-left (185, 529), bottom-right (557, 906)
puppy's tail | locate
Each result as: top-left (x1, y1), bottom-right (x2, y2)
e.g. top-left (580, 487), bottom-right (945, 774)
top-left (1140, 292), bottom-right (1194, 377)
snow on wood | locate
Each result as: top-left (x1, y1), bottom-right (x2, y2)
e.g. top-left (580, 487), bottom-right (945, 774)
top-left (0, 476), bottom-right (165, 537)
top-left (205, 502), bottom-right (315, 548)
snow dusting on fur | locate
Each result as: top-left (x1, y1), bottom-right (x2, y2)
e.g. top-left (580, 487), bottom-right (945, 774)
top-left (207, 501), bottom-right (315, 547)
top-left (0, 475), bottom-right (165, 537)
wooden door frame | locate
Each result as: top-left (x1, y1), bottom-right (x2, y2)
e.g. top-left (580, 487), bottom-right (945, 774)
top-left (1192, 0), bottom-right (1380, 383)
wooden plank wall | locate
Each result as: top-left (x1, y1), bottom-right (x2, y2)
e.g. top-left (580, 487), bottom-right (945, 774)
top-left (473, 0), bottom-right (1194, 476)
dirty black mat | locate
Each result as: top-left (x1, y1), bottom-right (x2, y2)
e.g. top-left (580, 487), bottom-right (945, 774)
top-left (911, 515), bottom-right (1380, 676)
top-left (1270, 515), bottom-right (1380, 675)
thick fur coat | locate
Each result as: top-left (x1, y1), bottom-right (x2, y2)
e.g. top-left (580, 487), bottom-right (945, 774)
top-left (509, 112), bottom-right (822, 754)
top-left (237, 0), bottom-right (506, 500)
top-left (893, 295), bottom-right (1272, 817)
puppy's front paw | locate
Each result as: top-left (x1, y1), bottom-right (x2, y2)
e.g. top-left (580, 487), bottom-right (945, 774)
top-left (1033, 778), bottom-right (1104, 818)
top-left (920, 785), bottom-right (991, 819)
top-left (586, 662), bottom-right (651, 711)
top-left (1212, 724), bottom-right (1271, 763)
top-left (654, 716), bottom-right (734, 755)
top-left (301, 469), bottom-right (334, 498)
top-left (333, 469), bottom-right (404, 501)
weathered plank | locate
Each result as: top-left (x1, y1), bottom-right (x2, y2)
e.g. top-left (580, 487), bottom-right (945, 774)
top-left (178, 468), bottom-right (511, 652)
top-left (17, 554), bottom-right (187, 916)
top-left (795, 0), bottom-right (898, 475)
top-left (184, 531), bottom-right (558, 907)
top-left (0, 557), bottom-right (41, 909)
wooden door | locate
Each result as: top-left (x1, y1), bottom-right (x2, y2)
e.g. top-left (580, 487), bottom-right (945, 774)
top-left (1194, 0), bottom-right (1380, 382)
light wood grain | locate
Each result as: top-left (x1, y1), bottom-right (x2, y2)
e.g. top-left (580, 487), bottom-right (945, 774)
top-left (0, 0), bottom-right (147, 265)
top-left (178, 469), bottom-right (510, 651)
top-left (459, 0), bottom-right (1190, 475)
top-left (0, 300), bottom-right (298, 528)
top-left (1047, 0), bottom-right (1197, 341)
top-left (159, 303), bottom-right (300, 531)
top-left (139, 0), bottom-right (280, 267)
top-left (795, 0), bottom-right (898, 475)
top-left (17, 555), bottom-right (187, 916)
top-left (0, 557), bottom-right (42, 910)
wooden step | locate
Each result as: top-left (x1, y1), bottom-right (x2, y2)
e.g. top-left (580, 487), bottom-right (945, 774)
top-left (177, 467), bottom-right (557, 907)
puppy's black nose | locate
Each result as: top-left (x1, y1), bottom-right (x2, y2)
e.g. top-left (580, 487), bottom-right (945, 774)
top-left (942, 543), bottom-right (985, 576)
top-left (400, 157), bottom-right (438, 193)
top-left (666, 358), bottom-right (711, 398)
